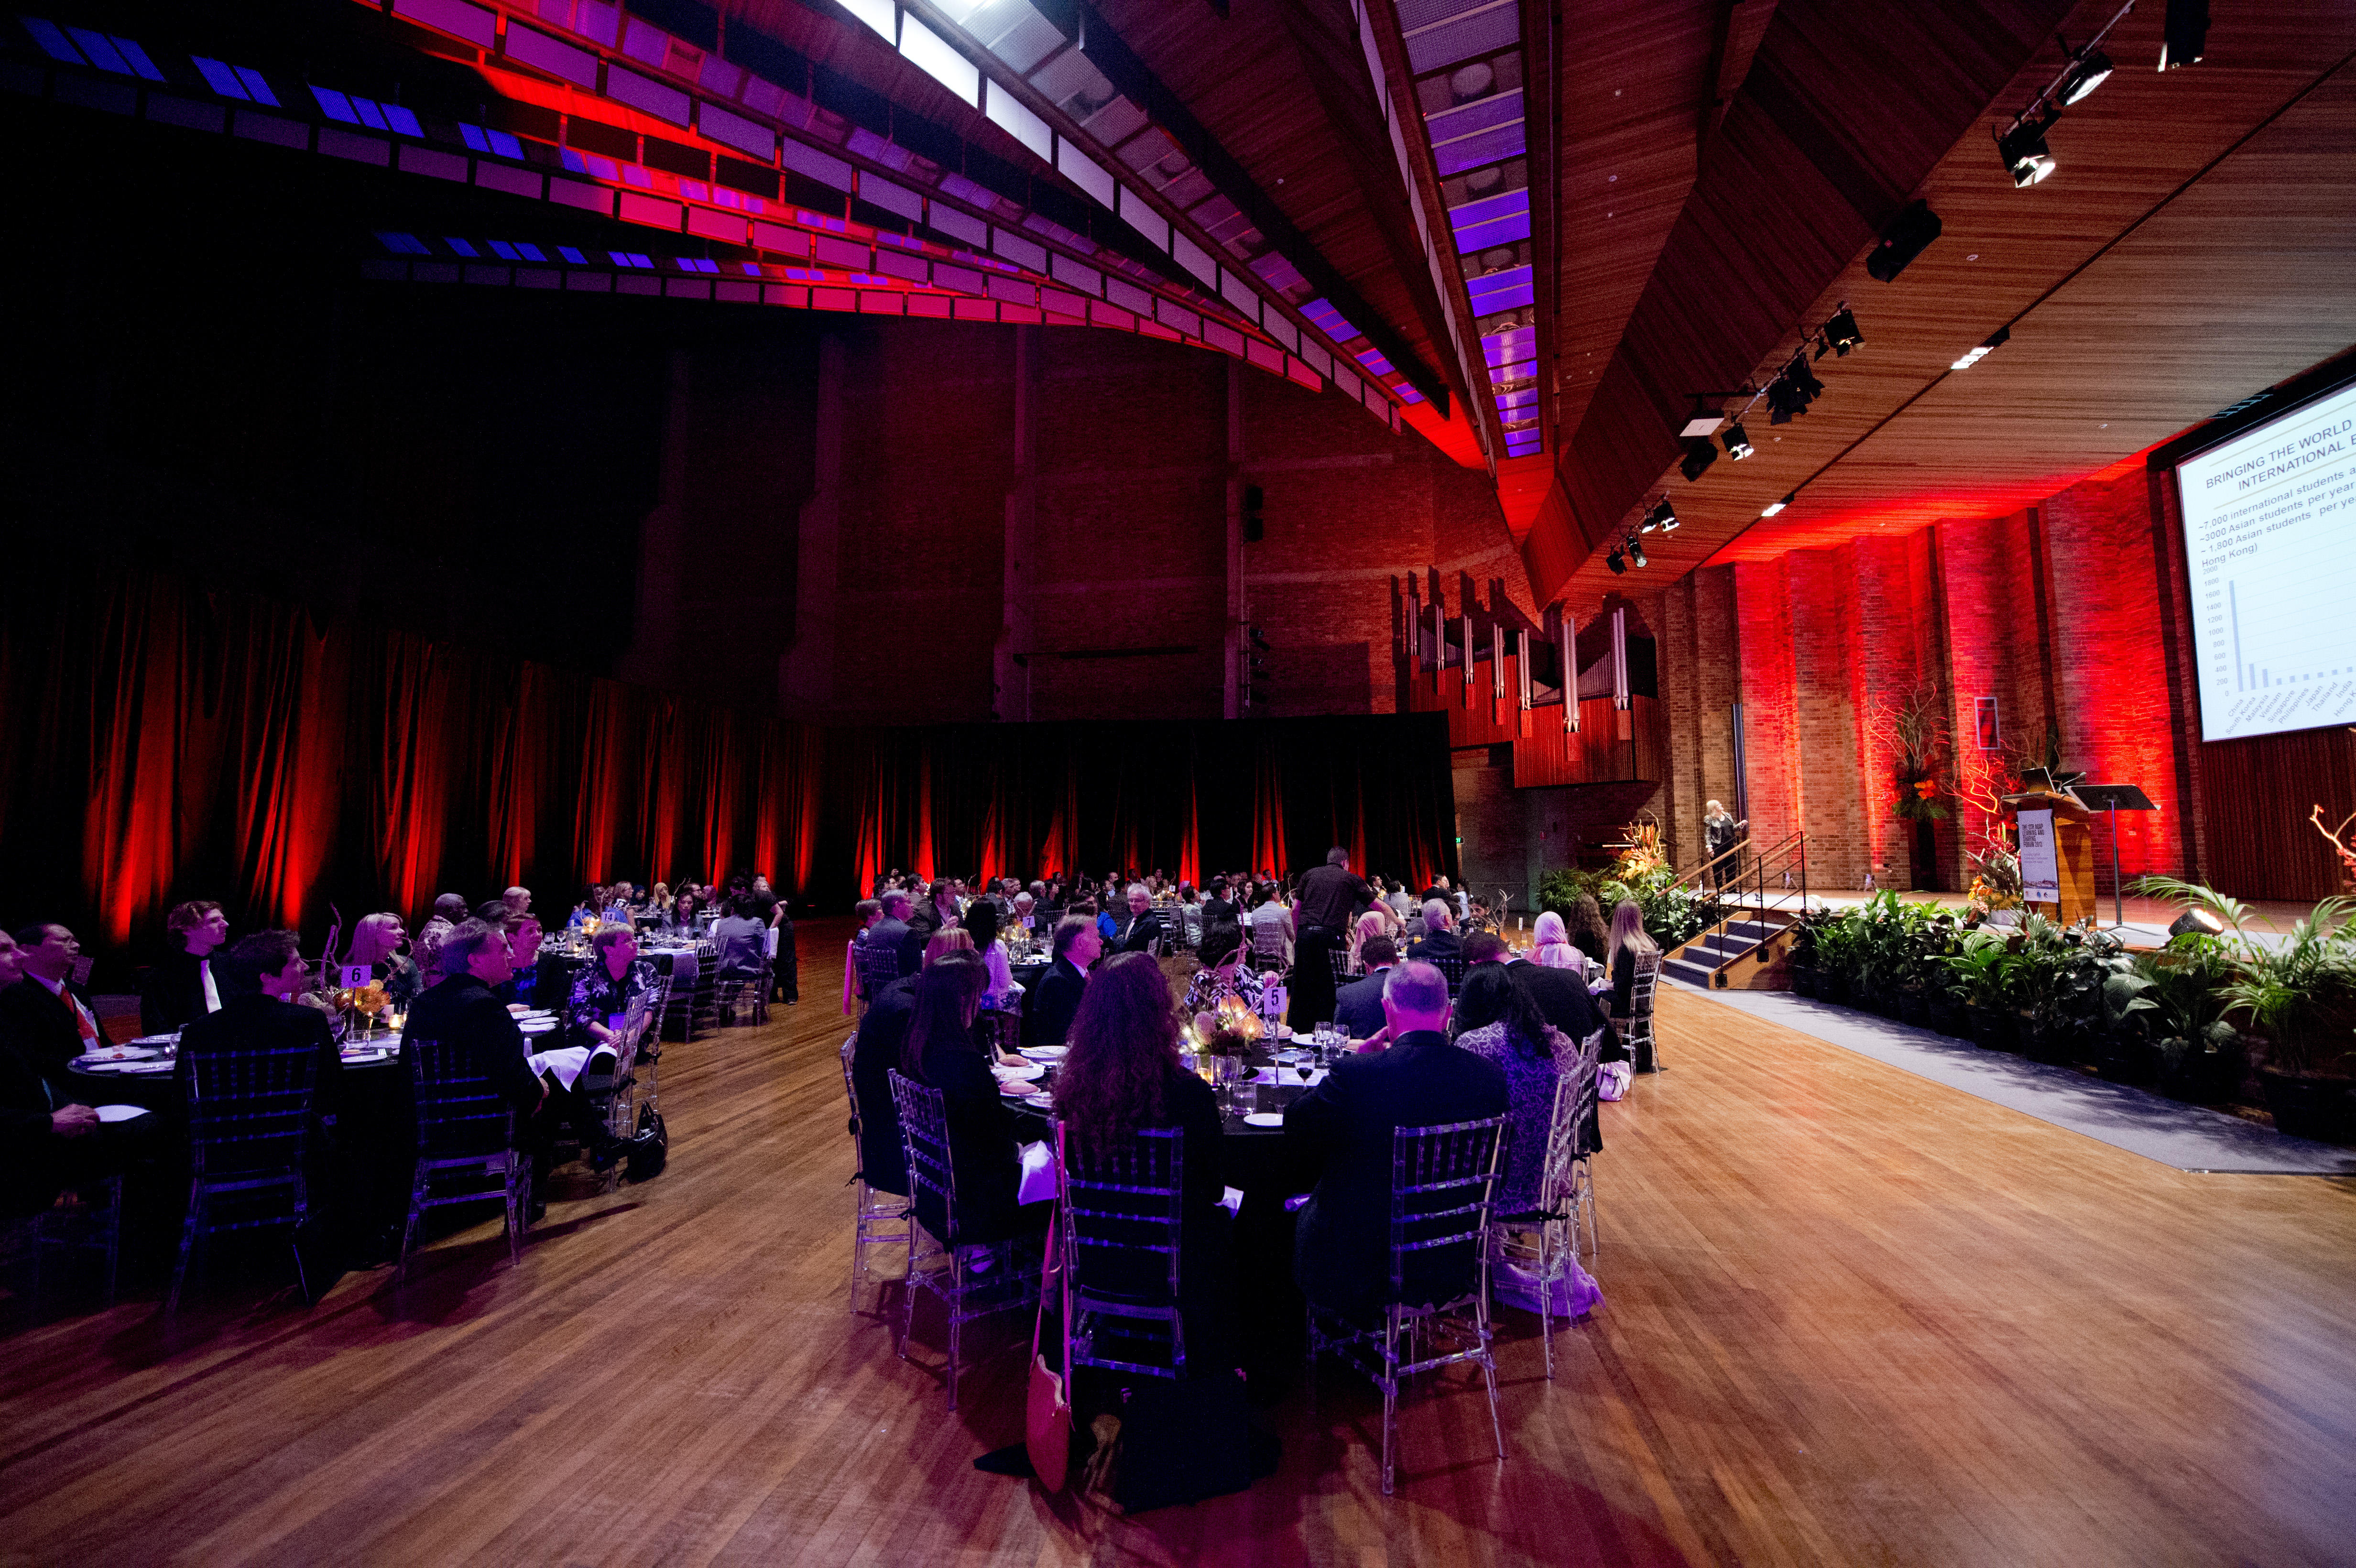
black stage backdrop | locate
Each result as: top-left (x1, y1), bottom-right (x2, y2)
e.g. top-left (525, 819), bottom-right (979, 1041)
top-left (0, 562), bottom-right (1456, 980)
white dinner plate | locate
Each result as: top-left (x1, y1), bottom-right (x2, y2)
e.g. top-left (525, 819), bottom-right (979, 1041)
top-left (75, 1047), bottom-right (162, 1065)
top-left (519, 1020), bottom-right (558, 1034)
top-left (1019, 1046), bottom-right (1068, 1061)
top-left (1022, 1091), bottom-right (1056, 1109)
top-left (993, 1063), bottom-right (1046, 1083)
top-left (93, 1104), bottom-right (150, 1123)
top-left (129, 1034), bottom-right (180, 1048)
top-left (1241, 1111), bottom-right (1285, 1128)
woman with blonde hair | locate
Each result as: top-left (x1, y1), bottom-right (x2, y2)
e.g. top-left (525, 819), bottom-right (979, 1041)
top-left (346, 912), bottom-right (424, 1006)
top-left (1607, 897), bottom-right (1659, 1067)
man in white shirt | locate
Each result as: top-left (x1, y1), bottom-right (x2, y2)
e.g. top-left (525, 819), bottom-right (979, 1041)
top-left (142, 900), bottom-right (229, 1035)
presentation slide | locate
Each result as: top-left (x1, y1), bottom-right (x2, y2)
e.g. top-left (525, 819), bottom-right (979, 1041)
top-left (2178, 379), bottom-right (2356, 742)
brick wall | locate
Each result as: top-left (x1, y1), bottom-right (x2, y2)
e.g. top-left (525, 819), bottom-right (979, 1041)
top-left (760, 318), bottom-right (1530, 726)
top-left (1678, 467), bottom-right (2201, 893)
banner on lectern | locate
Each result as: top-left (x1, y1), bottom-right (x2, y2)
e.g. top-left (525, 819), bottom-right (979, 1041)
top-left (2018, 809), bottom-right (2060, 903)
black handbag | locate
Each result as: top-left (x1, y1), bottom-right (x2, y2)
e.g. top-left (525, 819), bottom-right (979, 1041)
top-left (627, 1103), bottom-right (668, 1181)
top-left (1087, 1369), bottom-right (1276, 1514)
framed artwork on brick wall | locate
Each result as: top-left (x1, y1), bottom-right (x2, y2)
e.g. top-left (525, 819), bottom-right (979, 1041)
top-left (1975, 697), bottom-right (2000, 751)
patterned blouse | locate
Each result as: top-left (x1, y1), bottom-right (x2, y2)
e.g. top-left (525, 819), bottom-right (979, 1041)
top-left (1183, 961), bottom-right (1266, 1019)
top-left (1452, 1021), bottom-right (1566, 1215)
top-left (566, 955), bottom-right (660, 1051)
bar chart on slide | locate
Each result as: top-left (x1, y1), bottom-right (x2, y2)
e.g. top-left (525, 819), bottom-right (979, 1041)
top-left (2179, 381), bottom-right (2356, 741)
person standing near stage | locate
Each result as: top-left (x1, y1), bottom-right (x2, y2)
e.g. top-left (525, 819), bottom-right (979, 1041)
top-left (1288, 847), bottom-right (1372, 1029)
top-left (1704, 800), bottom-right (1747, 890)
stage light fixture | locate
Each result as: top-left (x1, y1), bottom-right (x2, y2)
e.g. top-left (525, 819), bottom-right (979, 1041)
top-left (2160, 0), bottom-right (2207, 69)
top-left (1824, 305), bottom-right (1863, 357)
top-left (1723, 421), bottom-right (1753, 459)
top-left (1996, 112), bottom-right (2058, 186)
top-left (2167, 906), bottom-right (2225, 939)
top-left (2059, 45), bottom-right (2114, 103)
top-left (1680, 437), bottom-right (1719, 482)
top-left (1760, 493), bottom-right (1792, 517)
top-left (1866, 200), bottom-right (1942, 282)
top-left (1628, 535), bottom-right (1647, 569)
top-left (1651, 500), bottom-right (1680, 533)
top-left (1607, 546), bottom-right (1627, 574)
top-left (1950, 324), bottom-right (2012, 370)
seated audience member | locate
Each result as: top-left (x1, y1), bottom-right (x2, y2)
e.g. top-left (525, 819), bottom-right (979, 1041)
top-left (908, 881), bottom-right (958, 946)
top-left (0, 927), bottom-right (107, 1218)
top-left (1054, 950), bottom-right (1233, 1368)
top-left (176, 929), bottom-right (343, 1131)
top-left (500, 915), bottom-right (546, 1007)
top-left (471, 900), bottom-right (512, 928)
top-left (345, 913), bottom-right (425, 1008)
top-left (141, 899), bottom-right (231, 1034)
top-left (1113, 882), bottom-right (1167, 954)
top-left (563, 925), bottom-right (658, 1061)
top-left (1407, 899), bottom-right (1462, 966)
top-left (1027, 915), bottom-right (1101, 1046)
top-left (1607, 898), bottom-right (1661, 1068)
top-left (0, 923), bottom-right (102, 1101)
top-left (1386, 879), bottom-right (1414, 920)
top-left (1182, 925), bottom-right (1265, 1017)
top-left (900, 951), bottom-right (1039, 1244)
top-left (709, 896), bottom-right (770, 990)
top-left (502, 886), bottom-right (533, 921)
top-left (412, 894), bottom-right (469, 977)
top-left (1331, 936), bottom-right (1398, 1039)
top-left (1531, 911), bottom-right (1579, 970)
top-left (1285, 961), bottom-right (1508, 1318)
top-left (671, 890), bottom-right (703, 934)
top-left (1200, 875), bottom-right (1236, 932)
top-left (1246, 885), bottom-right (1295, 964)
top-left (843, 898), bottom-right (884, 1015)
top-left (401, 921), bottom-right (548, 1198)
top-left (1474, 930), bottom-right (1615, 1061)
top-left (849, 921), bottom-right (971, 1198)
top-left (1449, 966), bottom-right (1564, 1215)
top-left (648, 883), bottom-right (675, 924)
top-left (1172, 884), bottom-right (1203, 951)
top-left (874, 891), bottom-right (921, 979)
top-left (962, 900), bottom-right (1015, 1010)
top-left (1568, 893), bottom-right (1611, 967)
top-left (1010, 891), bottom-right (1037, 935)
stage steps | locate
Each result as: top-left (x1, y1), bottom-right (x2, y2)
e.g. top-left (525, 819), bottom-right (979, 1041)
top-left (1663, 914), bottom-right (1799, 990)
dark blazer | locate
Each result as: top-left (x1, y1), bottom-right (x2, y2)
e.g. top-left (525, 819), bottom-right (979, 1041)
top-left (0, 1036), bottom-right (74, 1217)
top-left (851, 976), bottom-right (917, 1195)
top-left (1114, 908), bottom-right (1167, 954)
top-left (140, 947), bottom-right (221, 1035)
top-left (870, 915), bottom-right (919, 978)
top-left (1286, 1031), bottom-right (1508, 1316)
top-left (911, 1034), bottom-right (1028, 1246)
top-left (1406, 928), bottom-right (1462, 967)
top-left (1331, 965), bottom-right (1394, 1040)
top-left (176, 993), bottom-right (344, 1121)
top-left (400, 975), bottom-right (543, 1122)
top-left (1504, 958), bottom-right (1609, 1044)
top-left (0, 977), bottom-right (98, 1105)
top-left (1026, 956), bottom-right (1088, 1046)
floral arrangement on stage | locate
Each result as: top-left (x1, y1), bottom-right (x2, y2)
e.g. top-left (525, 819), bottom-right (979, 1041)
top-left (2315, 804), bottom-right (2356, 894)
top-left (1867, 684), bottom-right (1952, 824)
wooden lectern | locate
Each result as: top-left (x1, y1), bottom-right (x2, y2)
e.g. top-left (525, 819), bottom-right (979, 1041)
top-left (2001, 788), bottom-right (2097, 925)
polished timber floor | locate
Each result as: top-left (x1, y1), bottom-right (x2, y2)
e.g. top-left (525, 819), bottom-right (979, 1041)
top-left (3, 927), bottom-right (2353, 1566)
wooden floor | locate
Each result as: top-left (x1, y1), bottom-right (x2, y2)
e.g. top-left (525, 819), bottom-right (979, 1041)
top-left (5, 927), bottom-right (2354, 1567)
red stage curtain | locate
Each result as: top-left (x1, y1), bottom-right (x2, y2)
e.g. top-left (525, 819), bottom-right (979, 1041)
top-left (0, 559), bottom-right (1457, 975)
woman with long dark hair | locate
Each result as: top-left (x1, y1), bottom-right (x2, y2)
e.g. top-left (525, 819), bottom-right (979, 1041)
top-left (1052, 951), bottom-right (1233, 1371)
top-left (1451, 965), bottom-right (1565, 1213)
top-left (901, 951), bottom-right (1036, 1244)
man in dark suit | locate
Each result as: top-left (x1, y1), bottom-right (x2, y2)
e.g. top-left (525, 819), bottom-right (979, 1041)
top-left (1112, 882), bottom-right (1166, 954)
top-left (1286, 961), bottom-right (1508, 1318)
top-left (175, 929), bottom-right (343, 1120)
top-left (871, 892), bottom-right (920, 979)
top-left (1201, 876), bottom-right (1236, 933)
top-left (1405, 899), bottom-right (1462, 967)
top-left (1462, 932), bottom-right (1610, 1044)
top-left (0, 923), bottom-right (104, 1104)
top-left (401, 919), bottom-right (553, 1213)
top-left (1024, 915), bottom-right (1101, 1046)
top-left (0, 927), bottom-right (106, 1218)
top-left (1330, 936), bottom-right (1397, 1039)
top-left (141, 899), bottom-right (231, 1035)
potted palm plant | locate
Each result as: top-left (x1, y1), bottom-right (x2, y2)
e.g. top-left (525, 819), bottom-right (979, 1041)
top-left (2135, 935), bottom-right (2244, 1104)
top-left (2136, 876), bottom-right (2355, 1141)
top-left (1943, 930), bottom-right (2018, 1050)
